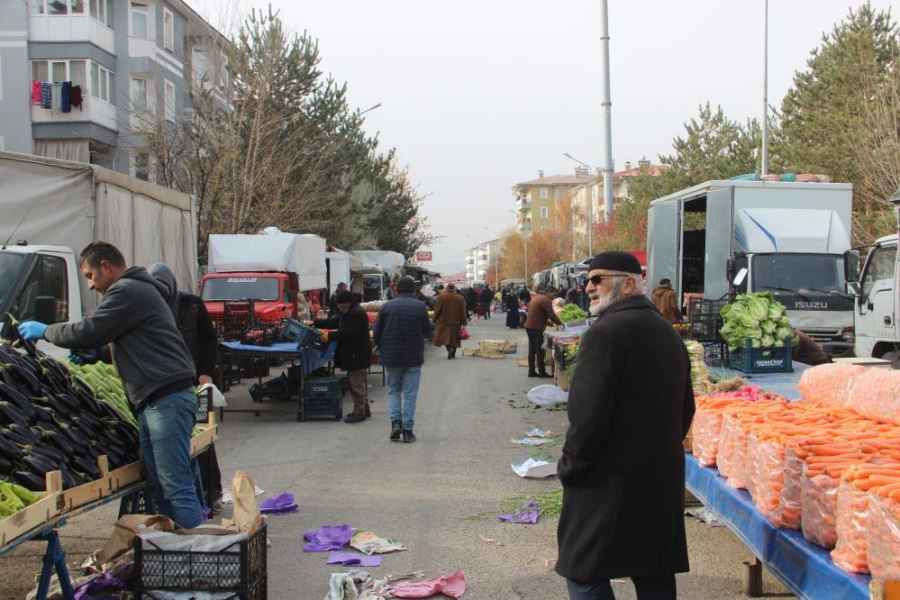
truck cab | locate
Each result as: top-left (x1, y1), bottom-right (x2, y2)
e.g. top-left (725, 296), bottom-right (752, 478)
top-left (200, 271), bottom-right (300, 324)
top-left (847, 235), bottom-right (899, 361)
top-left (0, 244), bottom-right (84, 357)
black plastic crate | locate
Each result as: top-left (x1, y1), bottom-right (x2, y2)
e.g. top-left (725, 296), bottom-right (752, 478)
top-left (196, 387), bottom-right (212, 424)
top-left (701, 340), bottom-right (729, 368)
top-left (281, 318), bottom-right (320, 348)
top-left (687, 299), bottom-right (729, 342)
top-left (729, 340), bottom-right (793, 374)
top-left (302, 396), bottom-right (343, 421)
top-left (304, 377), bottom-right (342, 401)
top-left (133, 523), bottom-right (267, 600)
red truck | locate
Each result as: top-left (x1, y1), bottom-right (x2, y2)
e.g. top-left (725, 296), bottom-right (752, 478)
top-left (201, 230), bottom-right (327, 335)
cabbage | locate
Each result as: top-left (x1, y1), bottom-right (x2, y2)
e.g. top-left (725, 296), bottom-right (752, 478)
top-left (719, 292), bottom-right (791, 349)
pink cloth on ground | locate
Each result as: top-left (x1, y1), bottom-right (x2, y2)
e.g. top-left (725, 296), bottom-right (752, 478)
top-left (389, 569), bottom-right (465, 598)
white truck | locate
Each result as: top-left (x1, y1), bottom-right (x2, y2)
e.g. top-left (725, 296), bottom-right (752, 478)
top-left (0, 151), bottom-right (198, 355)
top-left (845, 192), bottom-right (900, 362)
top-left (647, 180), bottom-right (855, 355)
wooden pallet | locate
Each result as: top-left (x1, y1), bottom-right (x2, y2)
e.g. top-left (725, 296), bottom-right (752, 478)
top-left (0, 472), bottom-right (62, 548)
top-left (60, 456), bottom-right (110, 513)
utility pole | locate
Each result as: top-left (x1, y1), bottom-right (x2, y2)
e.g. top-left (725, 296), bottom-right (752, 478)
top-left (600, 0), bottom-right (614, 220)
top-left (761, 0), bottom-right (770, 176)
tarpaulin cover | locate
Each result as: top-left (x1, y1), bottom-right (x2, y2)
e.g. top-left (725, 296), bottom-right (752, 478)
top-left (349, 250), bottom-right (406, 277)
top-left (219, 341), bottom-right (336, 375)
top-left (685, 453), bottom-right (869, 600)
top-left (209, 231), bottom-right (327, 291)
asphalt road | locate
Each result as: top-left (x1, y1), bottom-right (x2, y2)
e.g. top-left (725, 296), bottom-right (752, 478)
top-left (0, 311), bottom-right (794, 599)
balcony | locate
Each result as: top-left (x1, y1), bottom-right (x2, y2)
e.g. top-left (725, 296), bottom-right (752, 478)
top-left (32, 95), bottom-right (118, 134)
top-left (516, 198), bottom-right (532, 212)
top-left (29, 14), bottom-right (115, 56)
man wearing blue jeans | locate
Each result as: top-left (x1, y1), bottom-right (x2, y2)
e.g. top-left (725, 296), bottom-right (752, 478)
top-left (19, 241), bottom-right (203, 528)
top-left (373, 276), bottom-right (433, 443)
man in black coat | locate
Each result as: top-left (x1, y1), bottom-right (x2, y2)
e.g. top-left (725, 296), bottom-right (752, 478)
top-left (373, 276), bottom-right (433, 443)
top-left (556, 251), bottom-right (695, 600)
top-left (314, 289), bottom-right (372, 423)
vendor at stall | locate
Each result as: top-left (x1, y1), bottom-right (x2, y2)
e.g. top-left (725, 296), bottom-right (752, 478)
top-left (793, 329), bottom-right (830, 366)
top-left (314, 290), bottom-right (372, 423)
top-left (17, 242), bottom-right (204, 529)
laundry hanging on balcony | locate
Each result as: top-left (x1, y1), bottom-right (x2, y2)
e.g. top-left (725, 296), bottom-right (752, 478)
top-left (34, 80), bottom-right (81, 112)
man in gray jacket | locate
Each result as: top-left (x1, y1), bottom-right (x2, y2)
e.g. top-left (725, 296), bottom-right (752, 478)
top-left (18, 241), bottom-right (203, 528)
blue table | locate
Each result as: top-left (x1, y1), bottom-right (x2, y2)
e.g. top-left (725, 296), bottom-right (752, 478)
top-left (217, 341), bottom-right (337, 421)
top-left (685, 454), bottom-right (870, 600)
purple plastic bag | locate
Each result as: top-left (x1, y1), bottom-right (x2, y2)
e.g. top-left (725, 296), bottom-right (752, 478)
top-left (326, 551), bottom-right (383, 567)
top-left (259, 492), bottom-right (299, 514)
top-left (303, 523), bottom-right (352, 552)
top-left (74, 564), bottom-right (134, 600)
top-left (498, 500), bottom-right (541, 524)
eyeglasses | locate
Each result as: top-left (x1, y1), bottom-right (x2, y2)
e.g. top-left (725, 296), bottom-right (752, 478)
top-left (587, 274), bottom-right (630, 286)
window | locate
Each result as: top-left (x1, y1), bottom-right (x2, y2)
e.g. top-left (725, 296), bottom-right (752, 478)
top-left (540, 187), bottom-right (548, 200)
top-left (88, 62), bottom-right (115, 104)
top-left (164, 79), bottom-right (175, 121)
top-left (163, 8), bottom-right (175, 51)
top-left (71, 0), bottom-right (85, 14)
top-left (48, 0), bottom-right (67, 15)
top-left (90, 0), bottom-right (112, 27)
top-left (31, 0), bottom-right (45, 14)
top-left (15, 255), bottom-right (69, 324)
top-left (540, 206), bottom-right (549, 219)
top-left (31, 59), bottom-right (86, 87)
top-left (133, 151), bottom-right (150, 181)
top-left (862, 244), bottom-right (898, 300)
top-left (131, 77), bottom-right (147, 111)
top-left (130, 2), bottom-right (149, 38)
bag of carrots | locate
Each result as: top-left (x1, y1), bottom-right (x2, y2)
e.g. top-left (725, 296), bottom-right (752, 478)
top-left (797, 363), bottom-right (866, 408)
top-left (867, 492), bottom-right (900, 580)
top-left (848, 369), bottom-right (900, 426)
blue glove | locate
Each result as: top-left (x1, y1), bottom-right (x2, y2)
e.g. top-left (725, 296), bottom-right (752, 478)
top-left (17, 321), bottom-right (48, 341)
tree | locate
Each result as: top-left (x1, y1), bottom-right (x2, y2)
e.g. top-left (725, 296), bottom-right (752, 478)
top-left (134, 7), bottom-right (433, 263)
top-left (775, 2), bottom-right (899, 240)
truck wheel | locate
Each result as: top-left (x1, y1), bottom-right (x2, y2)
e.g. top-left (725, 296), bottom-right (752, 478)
top-left (881, 350), bottom-right (899, 363)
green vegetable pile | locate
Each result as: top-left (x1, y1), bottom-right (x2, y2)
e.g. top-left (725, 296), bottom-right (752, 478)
top-left (719, 292), bottom-right (798, 351)
top-left (0, 480), bottom-right (41, 518)
top-left (558, 304), bottom-right (588, 323)
top-left (66, 361), bottom-right (136, 428)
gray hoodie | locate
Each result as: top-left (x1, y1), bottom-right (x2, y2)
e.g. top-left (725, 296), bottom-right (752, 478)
top-left (45, 266), bottom-right (196, 410)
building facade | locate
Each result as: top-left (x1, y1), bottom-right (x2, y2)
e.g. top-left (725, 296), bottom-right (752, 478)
top-left (512, 168), bottom-right (591, 234)
top-left (0, 0), bottom-right (226, 180)
top-left (464, 239), bottom-right (499, 286)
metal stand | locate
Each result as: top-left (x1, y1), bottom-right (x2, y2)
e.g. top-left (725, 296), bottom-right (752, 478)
top-left (35, 529), bottom-right (75, 600)
top-left (742, 557), bottom-right (763, 597)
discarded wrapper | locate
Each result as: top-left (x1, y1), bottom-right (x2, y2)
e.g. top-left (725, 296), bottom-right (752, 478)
top-left (350, 530), bottom-right (407, 555)
top-left (511, 457), bottom-right (557, 479)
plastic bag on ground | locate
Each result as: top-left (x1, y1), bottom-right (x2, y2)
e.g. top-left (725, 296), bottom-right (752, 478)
top-left (304, 524), bottom-right (352, 552)
top-left (866, 493), bottom-right (900, 580)
top-left (831, 481), bottom-right (871, 573)
top-left (389, 569), bottom-right (466, 599)
top-left (259, 492), bottom-right (299, 514)
top-left (526, 384), bottom-right (568, 407)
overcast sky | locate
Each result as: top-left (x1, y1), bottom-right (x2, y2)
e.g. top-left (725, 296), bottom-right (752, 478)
top-left (213, 0), bottom-right (894, 272)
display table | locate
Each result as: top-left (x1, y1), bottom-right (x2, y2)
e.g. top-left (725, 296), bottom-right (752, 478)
top-left (685, 453), bottom-right (869, 600)
top-left (217, 341), bottom-right (337, 421)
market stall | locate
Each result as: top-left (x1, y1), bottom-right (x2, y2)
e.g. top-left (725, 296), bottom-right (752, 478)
top-left (216, 340), bottom-right (337, 421)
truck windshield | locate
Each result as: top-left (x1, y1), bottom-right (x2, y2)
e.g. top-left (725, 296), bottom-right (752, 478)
top-left (201, 277), bottom-right (280, 301)
top-left (0, 252), bottom-right (26, 306)
top-left (752, 254), bottom-right (846, 294)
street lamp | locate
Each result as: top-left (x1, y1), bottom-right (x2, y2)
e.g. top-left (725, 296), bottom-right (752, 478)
top-left (357, 102), bottom-right (382, 117)
top-left (482, 227), bottom-right (500, 289)
top-left (563, 152), bottom-right (594, 257)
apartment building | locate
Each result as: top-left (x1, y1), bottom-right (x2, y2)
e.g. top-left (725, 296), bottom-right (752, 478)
top-left (0, 0), bottom-right (227, 180)
top-left (511, 168), bottom-right (591, 234)
top-left (464, 239), bottom-right (499, 285)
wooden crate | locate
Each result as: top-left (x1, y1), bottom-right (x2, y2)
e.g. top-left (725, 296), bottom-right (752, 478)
top-left (190, 413), bottom-right (218, 457)
top-left (107, 460), bottom-right (144, 493)
top-left (554, 361), bottom-right (571, 392)
top-left (0, 472), bottom-right (62, 548)
top-left (60, 456), bottom-right (111, 513)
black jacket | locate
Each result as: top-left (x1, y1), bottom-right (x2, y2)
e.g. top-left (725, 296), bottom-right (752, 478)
top-left (315, 304), bottom-right (371, 371)
top-left (45, 267), bottom-right (196, 410)
top-left (176, 294), bottom-right (218, 381)
top-left (556, 295), bottom-right (695, 582)
top-left (373, 294), bottom-right (433, 368)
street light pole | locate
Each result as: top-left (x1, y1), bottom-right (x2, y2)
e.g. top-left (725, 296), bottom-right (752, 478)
top-left (564, 153), bottom-right (595, 257)
top-left (761, 0), bottom-right (769, 176)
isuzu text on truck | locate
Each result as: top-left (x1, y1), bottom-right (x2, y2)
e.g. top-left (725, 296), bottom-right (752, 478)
top-left (647, 180), bottom-right (855, 356)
